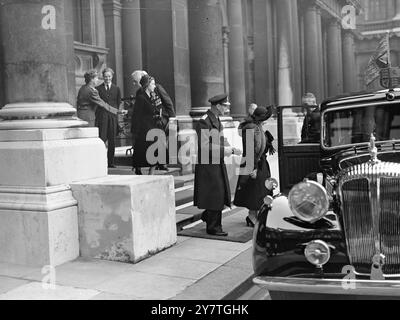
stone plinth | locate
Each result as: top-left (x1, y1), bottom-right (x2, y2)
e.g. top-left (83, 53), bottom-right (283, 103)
top-left (71, 175), bottom-right (176, 264)
top-left (0, 128), bottom-right (107, 187)
top-left (0, 186), bottom-right (79, 267)
top-left (0, 127), bottom-right (107, 266)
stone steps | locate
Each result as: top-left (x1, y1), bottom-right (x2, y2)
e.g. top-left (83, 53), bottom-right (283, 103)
top-left (108, 166), bottom-right (182, 179)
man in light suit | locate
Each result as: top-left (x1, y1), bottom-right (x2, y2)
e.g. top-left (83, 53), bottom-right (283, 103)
top-left (96, 68), bottom-right (121, 168)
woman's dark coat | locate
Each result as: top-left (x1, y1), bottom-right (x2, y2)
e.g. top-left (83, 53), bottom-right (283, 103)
top-left (131, 90), bottom-right (163, 167)
top-left (131, 85), bottom-right (175, 168)
top-left (233, 120), bottom-right (272, 210)
top-left (193, 110), bottom-right (231, 211)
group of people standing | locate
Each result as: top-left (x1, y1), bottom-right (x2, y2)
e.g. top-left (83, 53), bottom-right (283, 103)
top-left (76, 68), bottom-right (176, 174)
top-left (76, 68), bottom-right (121, 168)
top-left (193, 94), bottom-right (275, 236)
top-left (76, 67), bottom-right (276, 237)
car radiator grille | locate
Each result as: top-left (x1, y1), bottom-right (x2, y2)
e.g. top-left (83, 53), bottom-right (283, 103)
top-left (340, 162), bottom-right (400, 276)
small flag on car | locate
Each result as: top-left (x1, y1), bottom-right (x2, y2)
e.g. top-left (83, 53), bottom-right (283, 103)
top-left (364, 33), bottom-right (390, 86)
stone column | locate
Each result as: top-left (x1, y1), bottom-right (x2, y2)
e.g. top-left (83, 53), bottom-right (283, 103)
top-left (0, 0), bottom-right (107, 266)
top-left (103, 0), bottom-right (124, 94)
top-left (222, 26), bottom-right (230, 96)
top-left (304, 3), bottom-right (323, 101)
top-left (342, 31), bottom-right (357, 93)
top-left (327, 20), bottom-right (343, 97)
top-left (64, 0), bottom-right (77, 107)
top-left (188, 0), bottom-right (224, 114)
top-left (276, 0), bottom-right (294, 106)
top-left (0, 1), bottom-right (68, 103)
top-left (395, 0), bottom-right (400, 19)
top-left (253, 0), bottom-right (275, 107)
top-left (121, 0), bottom-right (143, 97)
top-left (227, 0), bottom-right (246, 119)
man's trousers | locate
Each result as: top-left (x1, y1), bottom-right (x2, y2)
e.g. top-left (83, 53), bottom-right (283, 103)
top-left (96, 112), bottom-right (117, 166)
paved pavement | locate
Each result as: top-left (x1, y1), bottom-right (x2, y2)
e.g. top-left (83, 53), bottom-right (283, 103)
top-left (0, 146), bottom-right (279, 300)
top-left (0, 236), bottom-right (253, 300)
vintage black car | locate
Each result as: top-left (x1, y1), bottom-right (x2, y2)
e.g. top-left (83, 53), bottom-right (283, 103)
top-left (252, 89), bottom-right (400, 300)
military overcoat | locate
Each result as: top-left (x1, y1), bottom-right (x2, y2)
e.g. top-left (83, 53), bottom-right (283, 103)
top-left (193, 110), bottom-right (231, 211)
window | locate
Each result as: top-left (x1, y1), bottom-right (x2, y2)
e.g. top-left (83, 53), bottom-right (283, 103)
top-left (72, 0), bottom-right (96, 45)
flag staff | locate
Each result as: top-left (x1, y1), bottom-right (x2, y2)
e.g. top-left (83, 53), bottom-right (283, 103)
top-left (385, 31), bottom-right (393, 90)
top-left (387, 31), bottom-right (392, 67)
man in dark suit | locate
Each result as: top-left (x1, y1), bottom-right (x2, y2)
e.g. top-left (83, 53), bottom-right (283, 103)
top-left (300, 92), bottom-right (320, 143)
top-left (96, 68), bottom-right (121, 168)
top-left (193, 94), bottom-right (242, 236)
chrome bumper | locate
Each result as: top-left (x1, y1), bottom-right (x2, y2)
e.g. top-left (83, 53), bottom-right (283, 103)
top-left (253, 276), bottom-right (400, 297)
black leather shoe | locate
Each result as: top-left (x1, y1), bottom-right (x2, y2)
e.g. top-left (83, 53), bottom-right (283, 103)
top-left (207, 230), bottom-right (228, 237)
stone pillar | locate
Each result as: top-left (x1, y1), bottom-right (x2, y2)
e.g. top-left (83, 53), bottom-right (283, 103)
top-left (253, 0), bottom-right (275, 107)
top-left (304, 4), bottom-right (323, 102)
top-left (342, 31), bottom-right (357, 93)
top-left (121, 0), bottom-right (143, 97)
top-left (141, 0), bottom-right (191, 116)
top-left (103, 0), bottom-right (124, 94)
top-left (227, 0), bottom-right (246, 119)
top-left (327, 20), bottom-right (343, 97)
top-left (0, 0), bottom-right (68, 103)
top-left (395, 0), bottom-right (400, 19)
top-left (0, 0), bottom-right (106, 267)
top-left (222, 26), bottom-right (230, 96)
top-left (290, 0), bottom-right (302, 104)
top-left (276, 0), bottom-right (294, 106)
top-left (64, 0), bottom-right (77, 107)
top-left (189, 0), bottom-right (224, 114)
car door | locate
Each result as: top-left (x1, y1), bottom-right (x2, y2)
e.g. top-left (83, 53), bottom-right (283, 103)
top-left (278, 106), bottom-right (321, 194)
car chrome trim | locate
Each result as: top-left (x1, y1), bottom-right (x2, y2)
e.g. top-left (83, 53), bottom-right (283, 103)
top-left (338, 161), bottom-right (400, 275)
top-left (338, 150), bottom-right (400, 170)
top-left (253, 276), bottom-right (400, 296)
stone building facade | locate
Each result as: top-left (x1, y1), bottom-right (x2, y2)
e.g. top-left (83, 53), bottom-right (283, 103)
top-left (64, 0), bottom-right (363, 113)
top-left (2, 0), bottom-right (389, 126)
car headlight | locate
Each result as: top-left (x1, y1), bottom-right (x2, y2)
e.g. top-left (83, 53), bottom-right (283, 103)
top-left (304, 240), bottom-right (331, 267)
top-left (288, 180), bottom-right (329, 223)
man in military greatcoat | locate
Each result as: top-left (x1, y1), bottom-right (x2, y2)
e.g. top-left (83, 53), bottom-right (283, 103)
top-left (194, 94), bottom-right (242, 236)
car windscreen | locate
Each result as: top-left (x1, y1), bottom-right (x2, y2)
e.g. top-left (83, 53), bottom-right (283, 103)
top-left (323, 103), bottom-right (400, 148)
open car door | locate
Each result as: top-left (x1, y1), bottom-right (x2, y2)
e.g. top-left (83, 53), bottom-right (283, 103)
top-left (277, 106), bottom-right (321, 194)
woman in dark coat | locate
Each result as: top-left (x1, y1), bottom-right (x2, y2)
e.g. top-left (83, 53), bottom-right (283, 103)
top-left (131, 75), bottom-right (170, 175)
top-left (233, 106), bottom-right (275, 227)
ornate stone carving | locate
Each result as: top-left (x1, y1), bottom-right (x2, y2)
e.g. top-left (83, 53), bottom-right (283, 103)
top-left (74, 42), bottom-right (109, 89)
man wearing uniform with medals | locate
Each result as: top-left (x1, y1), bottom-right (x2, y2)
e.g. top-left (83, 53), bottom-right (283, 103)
top-left (194, 94), bottom-right (242, 236)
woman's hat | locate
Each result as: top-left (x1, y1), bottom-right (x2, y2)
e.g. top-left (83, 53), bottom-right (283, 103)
top-left (252, 106), bottom-right (272, 122)
top-left (140, 74), bottom-right (154, 89)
